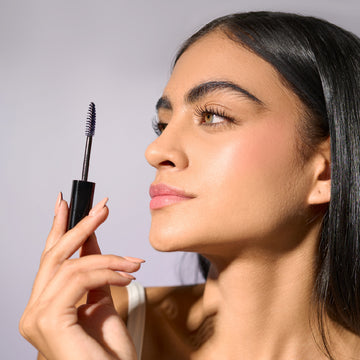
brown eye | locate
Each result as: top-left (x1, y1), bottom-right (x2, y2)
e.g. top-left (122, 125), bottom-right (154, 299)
top-left (203, 113), bottom-right (225, 124)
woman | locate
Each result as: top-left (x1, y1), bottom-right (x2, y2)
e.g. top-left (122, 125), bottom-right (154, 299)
top-left (20, 12), bottom-right (360, 359)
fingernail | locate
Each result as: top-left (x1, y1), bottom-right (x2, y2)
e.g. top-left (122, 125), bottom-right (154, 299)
top-left (89, 197), bottom-right (109, 216)
top-left (118, 272), bottom-right (136, 280)
top-left (123, 256), bottom-right (146, 264)
top-left (54, 192), bottom-right (63, 216)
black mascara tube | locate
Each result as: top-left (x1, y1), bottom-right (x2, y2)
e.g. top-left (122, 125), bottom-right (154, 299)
top-left (68, 102), bottom-right (96, 230)
top-left (68, 180), bottom-right (95, 229)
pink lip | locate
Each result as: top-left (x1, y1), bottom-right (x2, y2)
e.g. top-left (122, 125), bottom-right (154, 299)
top-left (149, 183), bottom-right (194, 210)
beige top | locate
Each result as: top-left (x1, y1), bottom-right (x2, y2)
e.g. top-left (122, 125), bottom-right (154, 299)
top-left (126, 282), bottom-right (146, 359)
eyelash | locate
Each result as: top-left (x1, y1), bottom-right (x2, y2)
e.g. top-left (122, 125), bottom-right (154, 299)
top-left (194, 104), bottom-right (236, 127)
top-left (152, 105), bottom-right (236, 136)
top-left (152, 116), bottom-right (166, 136)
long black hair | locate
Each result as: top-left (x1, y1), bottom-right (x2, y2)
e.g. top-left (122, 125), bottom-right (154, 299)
top-left (174, 12), bottom-right (360, 358)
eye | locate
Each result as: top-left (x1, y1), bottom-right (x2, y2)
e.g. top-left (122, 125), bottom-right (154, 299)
top-left (195, 105), bottom-right (236, 128)
top-left (152, 116), bottom-right (168, 136)
top-left (203, 113), bottom-right (225, 125)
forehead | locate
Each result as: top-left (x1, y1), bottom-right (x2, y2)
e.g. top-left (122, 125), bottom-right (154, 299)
top-left (164, 31), bottom-right (301, 113)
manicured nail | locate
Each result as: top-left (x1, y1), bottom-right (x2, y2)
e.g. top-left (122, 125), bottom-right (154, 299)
top-left (89, 197), bottom-right (109, 216)
top-left (118, 272), bottom-right (136, 280)
top-left (123, 256), bottom-right (146, 264)
top-left (54, 192), bottom-right (63, 216)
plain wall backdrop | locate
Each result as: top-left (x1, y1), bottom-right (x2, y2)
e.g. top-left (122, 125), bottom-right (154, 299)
top-left (1, 0), bottom-right (360, 358)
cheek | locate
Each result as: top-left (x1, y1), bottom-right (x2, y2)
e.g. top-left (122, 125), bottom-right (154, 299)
top-left (196, 122), bottom-right (305, 236)
top-left (204, 123), bottom-right (296, 191)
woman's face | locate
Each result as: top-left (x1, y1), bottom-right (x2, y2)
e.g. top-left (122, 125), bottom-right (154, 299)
top-left (145, 31), bottom-right (318, 259)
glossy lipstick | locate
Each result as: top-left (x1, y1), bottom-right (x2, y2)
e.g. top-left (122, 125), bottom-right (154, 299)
top-left (149, 183), bottom-right (194, 210)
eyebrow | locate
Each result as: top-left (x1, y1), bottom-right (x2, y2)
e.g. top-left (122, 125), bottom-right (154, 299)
top-left (156, 96), bottom-right (172, 111)
top-left (186, 80), bottom-right (264, 105)
top-left (155, 80), bottom-right (264, 112)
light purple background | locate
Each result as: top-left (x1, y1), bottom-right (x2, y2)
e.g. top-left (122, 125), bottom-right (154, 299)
top-left (1, 0), bottom-right (360, 358)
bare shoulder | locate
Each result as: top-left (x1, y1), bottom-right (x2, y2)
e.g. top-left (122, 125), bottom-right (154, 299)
top-left (145, 283), bottom-right (206, 331)
top-left (145, 283), bottom-right (205, 306)
top-left (77, 282), bottom-right (204, 332)
top-left (109, 285), bottom-right (129, 322)
top-left (110, 282), bottom-right (205, 323)
top-left (142, 283), bottom-right (206, 359)
top-left (112, 283), bottom-right (207, 360)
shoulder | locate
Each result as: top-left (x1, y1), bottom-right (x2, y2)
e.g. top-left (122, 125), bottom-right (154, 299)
top-left (145, 283), bottom-right (205, 330)
top-left (110, 282), bottom-right (205, 323)
top-left (109, 285), bottom-right (129, 322)
top-left (145, 283), bottom-right (205, 308)
top-left (112, 283), bottom-right (205, 359)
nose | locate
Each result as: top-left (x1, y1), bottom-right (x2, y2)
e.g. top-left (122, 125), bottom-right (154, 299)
top-left (145, 122), bottom-right (189, 170)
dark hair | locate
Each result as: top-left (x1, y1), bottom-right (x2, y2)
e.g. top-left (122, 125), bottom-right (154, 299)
top-left (175, 12), bottom-right (360, 358)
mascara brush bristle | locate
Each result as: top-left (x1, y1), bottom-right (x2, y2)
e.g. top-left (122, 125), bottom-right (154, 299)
top-left (85, 102), bottom-right (96, 137)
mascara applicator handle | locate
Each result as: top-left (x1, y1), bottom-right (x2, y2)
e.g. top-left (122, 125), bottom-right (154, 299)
top-left (67, 102), bottom-right (96, 230)
top-left (68, 180), bottom-right (95, 230)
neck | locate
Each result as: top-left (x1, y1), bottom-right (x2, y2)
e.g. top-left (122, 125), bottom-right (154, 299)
top-left (191, 224), bottom-right (330, 359)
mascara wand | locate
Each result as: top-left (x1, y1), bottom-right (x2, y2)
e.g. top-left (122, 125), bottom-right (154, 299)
top-left (82, 102), bottom-right (96, 181)
top-left (68, 102), bottom-right (97, 230)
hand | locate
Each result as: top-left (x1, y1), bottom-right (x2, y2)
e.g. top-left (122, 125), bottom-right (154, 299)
top-left (19, 194), bottom-right (143, 360)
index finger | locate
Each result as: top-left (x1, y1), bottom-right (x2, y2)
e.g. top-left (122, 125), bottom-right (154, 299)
top-left (44, 193), bottom-right (68, 252)
top-left (46, 198), bottom-right (109, 264)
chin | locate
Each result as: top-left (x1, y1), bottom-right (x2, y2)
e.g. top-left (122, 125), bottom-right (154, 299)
top-left (148, 220), bottom-right (221, 254)
top-left (149, 227), bottom-right (186, 252)
top-left (148, 226), bottom-right (193, 253)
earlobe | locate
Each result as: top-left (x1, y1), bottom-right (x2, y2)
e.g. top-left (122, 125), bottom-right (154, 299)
top-left (307, 175), bottom-right (331, 205)
top-left (307, 138), bottom-right (331, 205)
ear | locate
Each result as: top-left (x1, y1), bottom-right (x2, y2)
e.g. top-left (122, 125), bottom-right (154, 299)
top-left (307, 137), bottom-right (331, 205)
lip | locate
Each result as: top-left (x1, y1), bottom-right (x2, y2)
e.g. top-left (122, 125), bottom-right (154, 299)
top-left (149, 183), bottom-right (195, 210)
